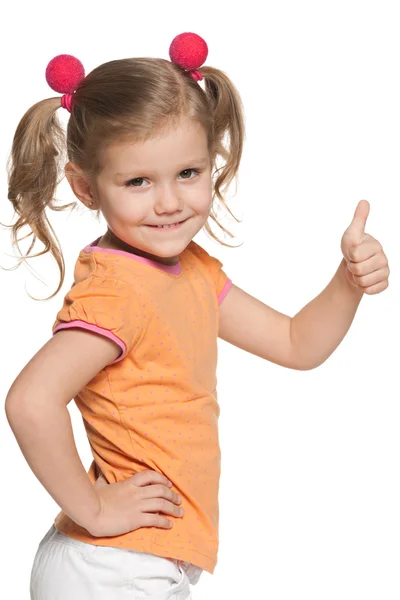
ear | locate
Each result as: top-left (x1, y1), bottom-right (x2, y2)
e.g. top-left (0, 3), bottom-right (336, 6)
top-left (64, 162), bottom-right (97, 209)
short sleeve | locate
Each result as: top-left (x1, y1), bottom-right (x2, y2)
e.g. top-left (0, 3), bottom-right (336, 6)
top-left (189, 242), bottom-right (233, 304)
top-left (52, 276), bottom-right (140, 363)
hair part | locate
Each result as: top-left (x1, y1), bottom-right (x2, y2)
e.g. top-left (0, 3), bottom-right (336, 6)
top-left (7, 57), bottom-right (245, 298)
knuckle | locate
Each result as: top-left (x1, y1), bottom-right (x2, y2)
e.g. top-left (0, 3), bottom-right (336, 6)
top-left (357, 275), bottom-right (367, 286)
top-left (147, 513), bottom-right (170, 528)
top-left (160, 517), bottom-right (171, 528)
top-left (348, 248), bottom-right (357, 261)
top-left (154, 498), bottom-right (165, 511)
top-left (379, 255), bottom-right (387, 267)
top-left (156, 484), bottom-right (165, 496)
top-left (141, 513), bottom-right (152, 526)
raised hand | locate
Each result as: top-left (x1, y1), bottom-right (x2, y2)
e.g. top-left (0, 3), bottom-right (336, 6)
top-left (340, 200), bottom-right (389, 294)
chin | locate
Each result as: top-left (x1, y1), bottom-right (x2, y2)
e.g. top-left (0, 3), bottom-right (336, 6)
top-left (150, 245), bottom-right (187, 261)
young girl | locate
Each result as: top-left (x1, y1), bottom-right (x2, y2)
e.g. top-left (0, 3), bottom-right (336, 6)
top-left (5, 32), bottom-right (389, 600)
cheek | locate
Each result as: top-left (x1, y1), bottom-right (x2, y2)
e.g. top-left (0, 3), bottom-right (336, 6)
top-left (189, 180), bottom-right (213, 212)
top-left (101, 191), bottom-right (148, 224)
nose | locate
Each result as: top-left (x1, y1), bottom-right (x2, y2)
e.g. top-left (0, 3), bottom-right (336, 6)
top-left (154, 184), bottom-right (183, 215)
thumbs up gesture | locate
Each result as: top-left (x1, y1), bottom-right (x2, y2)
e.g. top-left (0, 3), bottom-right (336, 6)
top-left (340, 200), bottom-right (389, 294)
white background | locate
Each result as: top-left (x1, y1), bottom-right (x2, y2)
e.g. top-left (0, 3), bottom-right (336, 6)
top-left (1, 1), bottom-right (399, 598)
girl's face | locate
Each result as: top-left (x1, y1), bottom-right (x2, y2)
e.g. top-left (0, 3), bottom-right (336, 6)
top-left (93, 117), bottom-right (213, 265)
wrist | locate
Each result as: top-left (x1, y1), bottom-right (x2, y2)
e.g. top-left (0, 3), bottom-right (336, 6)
top-left (75, 492), bottom-right (102, 535)
top-left (338, 257), bottom-right (364, 299)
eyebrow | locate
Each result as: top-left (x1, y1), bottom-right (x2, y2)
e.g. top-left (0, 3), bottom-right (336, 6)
top-left (116, 157), bottom-right (210, 177)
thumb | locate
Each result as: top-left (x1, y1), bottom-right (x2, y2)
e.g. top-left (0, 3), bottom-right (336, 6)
top-left (345, 200), bottom-right (370, 245)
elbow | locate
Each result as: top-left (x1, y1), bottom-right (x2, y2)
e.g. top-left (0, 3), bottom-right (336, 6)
top-left (288, 360), bottom-right (315, 371)
top-left (5, 377), bottom-right (26, 420)
top-left (293, 356), bottom-right (329, 371)
top-left (5, 391), bottom-right (27, 427)
top-left (294, 362), bottom-right (321, 371)
top-left (288, 351), bottom-right (328, 371)
top-left (289, 320), bottom-right (329, 371)
top-left (5, 390), bottom-right (18, 419)
top-left (5, 387), bottom-right (40, 427)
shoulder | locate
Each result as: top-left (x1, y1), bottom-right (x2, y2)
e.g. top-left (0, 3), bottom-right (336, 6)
top-left (183, 240), bottom-right (232, 303)
top-left (64, 244), bottom-right (142, 302)
top-left (54, 254), bottom-right (144, 362)
top-left (73, 245), bottom-right (134, 286)
top-left (184, 240), bottom-right (223, 269)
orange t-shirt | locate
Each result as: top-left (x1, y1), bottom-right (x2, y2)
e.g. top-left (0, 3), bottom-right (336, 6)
top-left (52, 238), bottom-right (232, 573)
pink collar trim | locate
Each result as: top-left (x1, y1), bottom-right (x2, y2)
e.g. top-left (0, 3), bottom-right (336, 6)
top-left (83, 238), bottom-right (182, 275)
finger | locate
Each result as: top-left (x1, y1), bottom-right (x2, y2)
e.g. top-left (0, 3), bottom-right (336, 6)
top-left (140, 513), bottom-right (173, 529)
top-left (131, 470), bottom-right (172, 488)
top-left (142, 498), bottom-right (184, 517)
top-left (140, 484), bottom-right (182, 504)
top-left (347, 200), bottom-right (370, 241)
top-left (346, 252), bottom-right (386, 276)
top-left (345, 237), bottom-right (380, 263)
top-left (352, 267), bottom-right (389, 289)
top-left (363, 279), bottom-right (389, 295)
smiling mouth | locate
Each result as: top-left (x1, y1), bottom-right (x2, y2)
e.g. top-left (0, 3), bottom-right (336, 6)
top-left (146, 219), bottom-right (188, 229)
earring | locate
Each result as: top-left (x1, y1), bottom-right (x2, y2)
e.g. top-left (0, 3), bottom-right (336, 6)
top-left (89, 201), bottom-right (94, 207)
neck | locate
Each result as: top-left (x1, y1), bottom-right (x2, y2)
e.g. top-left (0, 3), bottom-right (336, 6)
top-left (100, 229), bottom-right (179, 266)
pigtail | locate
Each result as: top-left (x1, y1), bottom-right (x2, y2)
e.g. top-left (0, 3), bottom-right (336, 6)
top-left (6, 97), bottom-right (74, 299)
top-left (201, 66), bottom-right (245, 244)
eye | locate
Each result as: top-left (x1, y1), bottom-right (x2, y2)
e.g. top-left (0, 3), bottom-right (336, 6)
top-left (126, 177), bottom-right (148, 187)
top-left (125, 169), bottom-right (200, 187)
top-left (179, 168), bottom-right (199, 180)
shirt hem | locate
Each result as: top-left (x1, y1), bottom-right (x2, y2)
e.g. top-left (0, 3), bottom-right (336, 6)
top-left (53, 519), bottom-right (217, 574)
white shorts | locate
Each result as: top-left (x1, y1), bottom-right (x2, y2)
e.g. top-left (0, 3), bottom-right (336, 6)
top-left (30, 525), bottom-right (202, 599)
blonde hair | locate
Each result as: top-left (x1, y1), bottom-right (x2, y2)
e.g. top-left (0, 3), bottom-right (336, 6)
top-left (7, 57), bottom-right (245, 298)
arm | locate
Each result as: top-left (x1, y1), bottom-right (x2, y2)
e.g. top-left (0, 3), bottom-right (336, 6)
top-left (219, 201), bottom-right (389, 371)
top-left (290, 258), bottom-right (363, 368)
top-left (5, 330), bottom-right (120, 532)
top-left (218, 262), bottom-right (361, 371)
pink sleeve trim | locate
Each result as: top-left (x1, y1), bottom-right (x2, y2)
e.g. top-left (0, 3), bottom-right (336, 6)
top-left (53, 320), bottom-right (127, 363)
top-left (218, 278), bottom-right (233, 305)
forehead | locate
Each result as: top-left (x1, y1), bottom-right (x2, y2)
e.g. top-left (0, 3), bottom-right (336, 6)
top-left (101, 118), bottom-right (209, 175)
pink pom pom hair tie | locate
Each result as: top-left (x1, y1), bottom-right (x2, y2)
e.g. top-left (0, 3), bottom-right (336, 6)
top-left (45, 54), bottom-right (85, 113)
top-left (44, 34), bottom-right (206, 114)
top-left (169, 32), bottom-right (208, 81)
top-left (61, 93), bottom-right (73, 112)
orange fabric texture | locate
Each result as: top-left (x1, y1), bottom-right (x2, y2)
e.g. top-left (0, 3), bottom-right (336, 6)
top-left (52, 239), bottom-right (232, 573)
